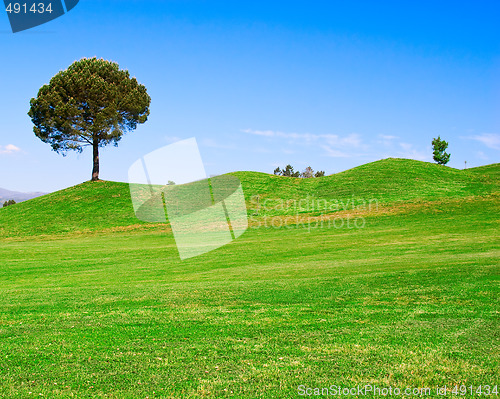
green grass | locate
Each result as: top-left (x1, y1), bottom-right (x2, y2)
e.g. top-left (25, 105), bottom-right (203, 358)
top-left (232, 158), bottom-right (499, 203)
top-left (1, 158), bottom-right (498, 238)
top-left (0, 158), bottom-right (498, 398)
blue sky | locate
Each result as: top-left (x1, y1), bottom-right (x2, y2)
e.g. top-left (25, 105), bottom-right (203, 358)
top-left (0, 0), bottom-right (499, 192)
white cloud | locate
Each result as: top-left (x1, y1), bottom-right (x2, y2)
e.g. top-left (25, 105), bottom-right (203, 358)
top-left (378, 134), bottom-right (399, 140)
top-left (0, 144), bottom-right (21, 154)
top-left (242, 129), bottom-right (363, 159)
top-left (243, 128), bottom-right (437, 162)
top-left (321, 145), bottom-right (350, 158)
top-left (465, 133), bottom-right (500, 150)
top-left (377, 134), bottom-right (400, 148)
top-left (397, 142), bottom-right (430, 161)
top-left (242, 129), bottom-right (362, 147)
top-left (242, 129), bottom-right (276, 137)
top-left (335, 134), bottom-right (362, 147)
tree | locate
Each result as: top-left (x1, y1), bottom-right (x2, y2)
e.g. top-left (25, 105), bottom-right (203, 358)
top-left (432, 136), bottom-right (451, 165)
top-left (273, 164), bottom-right (324, 178)
top-left (2, 199), bottom-right (16, 207)
top-left (282, 165), bottom-right (294, 177)
top-left (301, 166), bottom-right (314, 178)
top-left (280, 164), bottom-right (300, 177)
top-left (28, 57), bottom-right (151, 181)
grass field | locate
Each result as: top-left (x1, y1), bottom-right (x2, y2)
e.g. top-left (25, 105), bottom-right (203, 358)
top-left (0, 159), bottom-right (498, 398)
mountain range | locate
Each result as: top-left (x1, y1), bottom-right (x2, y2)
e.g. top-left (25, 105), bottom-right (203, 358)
top-left (0, 187), bottom-right (47, 204)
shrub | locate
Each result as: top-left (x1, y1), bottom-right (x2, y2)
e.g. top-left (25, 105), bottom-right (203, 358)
top-left (2, 199), bottom-right (16, 207)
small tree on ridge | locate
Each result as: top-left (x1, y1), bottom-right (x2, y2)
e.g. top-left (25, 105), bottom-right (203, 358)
top-left (432, 136), bottom-right (451, 165)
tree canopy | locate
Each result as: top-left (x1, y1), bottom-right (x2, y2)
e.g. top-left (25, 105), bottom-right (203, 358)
top-left (28, 57), bottom-right (151, 181)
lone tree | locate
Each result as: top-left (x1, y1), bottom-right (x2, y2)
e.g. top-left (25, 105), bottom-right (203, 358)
top-left (28, 57), bottom-right (151, 181)
top-left (432, 136), bottom-right (451, 165)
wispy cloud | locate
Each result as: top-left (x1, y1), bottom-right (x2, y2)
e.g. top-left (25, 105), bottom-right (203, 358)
top-left (242, 129), bottom-right (276, 137)
top-left (242, 128), bottom-right (439, 162)
top-left (465, 133), bottom-right (500, 150)
top-left (377, 134), bottom-right (399, 147)
top-left (242, 129), bottom-right (363, 159)
top-left (321, 145), bottom-right (350, 158)
top-left (0, 144), bottom-right (21, 154)
top-left (242, 129), bottom-right (362, 147)
top-left (397, 142), bottom-right (430, 161)
top-left (378, 134), bottom-right (399, 140)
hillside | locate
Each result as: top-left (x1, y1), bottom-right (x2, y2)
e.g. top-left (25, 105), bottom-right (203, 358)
top-left (468, 162), bottom-right (500, 179)
top-left (0, 180), bottom-right (141, 238)
top-left (0, 159), bottom-right (498, 398)
top-left (232, 158), bottom-right (499, 203)
top-left (0, 158), bottom-right (498, 239)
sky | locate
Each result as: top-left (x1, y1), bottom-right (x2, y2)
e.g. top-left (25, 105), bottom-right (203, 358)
top-left (0, 0), bottom-right (499, 193)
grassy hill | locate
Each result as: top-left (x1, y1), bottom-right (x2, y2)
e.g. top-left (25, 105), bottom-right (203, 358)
top-left (0, 158), bottom-right (498, 238)
top-left (234, 158), bottom-right (499, 203)
top-left (0, 180), bottom-right (142, 238)
top-left (0, 158), bottom-right (498, 398)
top-left (468, 162), bottom-right (500, 180)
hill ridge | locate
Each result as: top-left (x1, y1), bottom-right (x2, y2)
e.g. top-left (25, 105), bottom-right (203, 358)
top-left (1, 158), bottom-right (498, 239)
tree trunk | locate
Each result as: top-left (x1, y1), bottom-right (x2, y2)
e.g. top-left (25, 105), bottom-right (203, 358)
top-left (91, 138), bottom-right (99, 181)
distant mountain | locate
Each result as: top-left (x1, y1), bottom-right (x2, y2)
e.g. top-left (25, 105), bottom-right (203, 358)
top-left (0, 187), bottom-right (47, 204)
